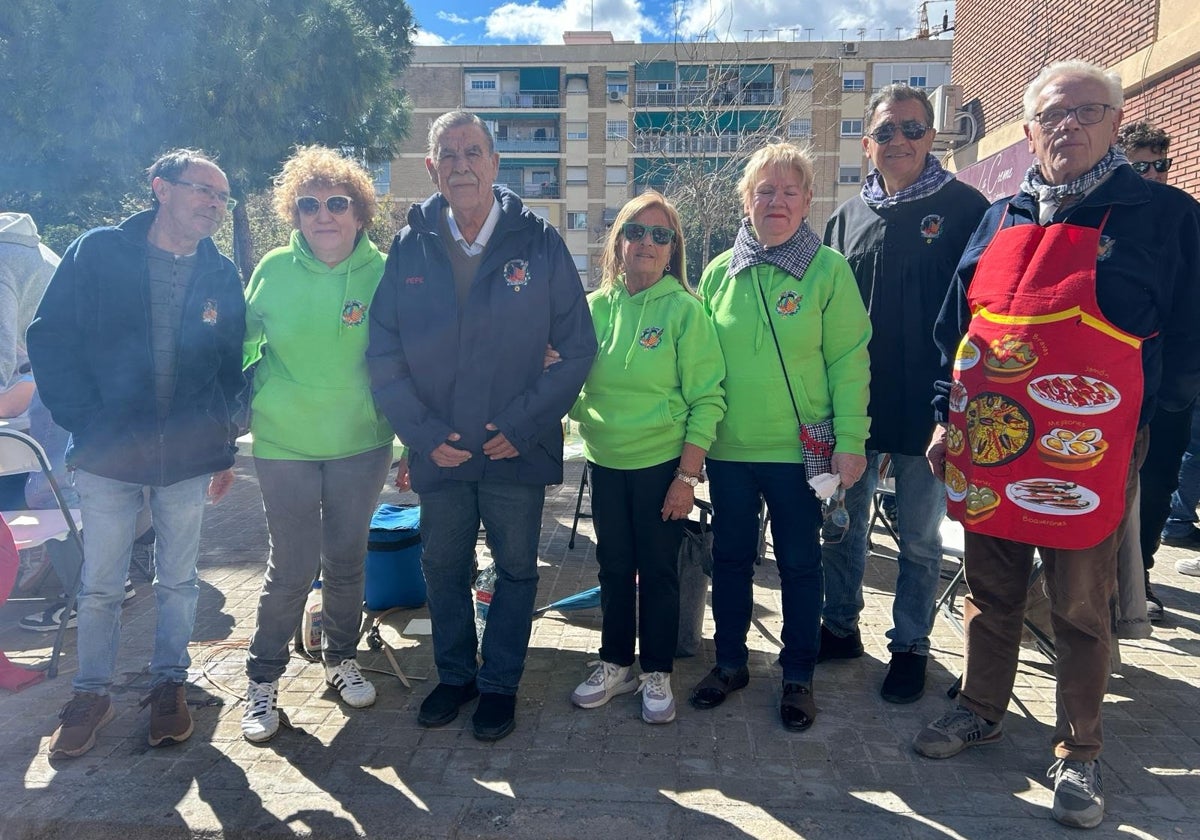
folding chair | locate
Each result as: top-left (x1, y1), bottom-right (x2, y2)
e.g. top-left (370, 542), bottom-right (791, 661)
top-left (0, 428), bottom-right (85, 679)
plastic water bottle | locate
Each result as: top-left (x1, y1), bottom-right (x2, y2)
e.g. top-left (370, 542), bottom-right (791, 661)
top-left (302, 581), bottom-right (324, 655)
top-left (473, 562), bottom-right (497, 653)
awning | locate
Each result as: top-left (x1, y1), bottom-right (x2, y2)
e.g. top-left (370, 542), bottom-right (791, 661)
top-left (634, 61), bottom-right (675, 82)
top-left (519, 67), bottom-right (560, 91)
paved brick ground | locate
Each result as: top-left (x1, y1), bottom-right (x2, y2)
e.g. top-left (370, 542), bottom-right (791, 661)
top-left (2, 454), bottom-right (1199, 838)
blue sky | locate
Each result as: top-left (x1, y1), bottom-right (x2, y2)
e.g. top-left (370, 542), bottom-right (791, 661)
top-left (408, 0), bottom-right (957, 46)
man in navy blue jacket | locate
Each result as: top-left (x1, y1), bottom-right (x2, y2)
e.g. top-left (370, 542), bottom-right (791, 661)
top-left (28, 149), bottom-right (246, 759)
top-left (368, 111), bottom-right (595, 741)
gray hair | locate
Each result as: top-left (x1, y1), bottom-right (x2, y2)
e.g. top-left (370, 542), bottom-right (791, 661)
top-left (427, 110), bottom-right (495, 158)
top-left (865, 84), bottom-right (935, 129)
top-left (145, 148), bottom-right (223, 207)
top-left (1022, 61), bottom-right (1123, 122)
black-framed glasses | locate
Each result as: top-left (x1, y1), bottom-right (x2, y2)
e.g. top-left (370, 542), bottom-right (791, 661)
top-left (867, 120), bottom-right (929, 144)
top-left (296, 195), bottom-right (354, 216)
top-left (1033, 103), bottom-right (1113, 128)
top-left (821, 488), bottom-right (850, 544)
top-left (166, 179), bottom-right (237, 211)
top-left (622, 222), bottom-right (675, 245)
top-left (1131, 158), bottom-right (1172, 174)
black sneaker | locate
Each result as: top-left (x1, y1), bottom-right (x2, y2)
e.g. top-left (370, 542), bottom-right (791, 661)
top-left (20, 580), bottom-right (137, 632)
top-left (881, 652), bottom-right (928, 704)
top-left (1145, 571), bottom-right (1164, 623)
top-left (1049, 758), bottom-right (1104, 828)
top-left (472, 692), bottom-right (517, 741)
top-left (417, 680), bottom-right (479, 727)
top-left (1160, 526), bottom-right (1200, 549)
top-left (817, 625), bottom-right (864, 662)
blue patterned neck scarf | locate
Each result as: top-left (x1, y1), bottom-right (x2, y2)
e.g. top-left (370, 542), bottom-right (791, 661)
top-left (1019, 147), bottom-right (1128, 205)
top-left (861, 154), bottom-right (955, 209)
top-left (728, 217), bottom-right (822, 280)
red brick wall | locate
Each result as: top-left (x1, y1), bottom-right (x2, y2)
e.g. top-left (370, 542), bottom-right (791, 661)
top-left (1121, 62), bottom-right (1200, 196)
top-left (952, 0), bottom-right (1158, 131)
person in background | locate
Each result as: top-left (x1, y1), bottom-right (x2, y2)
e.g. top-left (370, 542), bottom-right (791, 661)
top-left (690, 141), bottom-right (871, 733)
top-left (28, 149), bottom-right (246, 758)
top-left (917, 62), bottom-right (1200, 829)
top-left (821, 85), bottom-right (989, 703)
top-left (568, 191), bottom-right (725, 724)
top-left (368, 111), bottom-right (595, 741)
top-left (238, 147), bottom-right (395, 743)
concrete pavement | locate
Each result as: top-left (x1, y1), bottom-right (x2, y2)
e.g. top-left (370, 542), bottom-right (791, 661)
top-left (1, 455), bottom-right (1199, 838)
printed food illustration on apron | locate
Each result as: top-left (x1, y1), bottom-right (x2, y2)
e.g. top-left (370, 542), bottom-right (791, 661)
top-left (944, 210), bottom-right (1143, 550)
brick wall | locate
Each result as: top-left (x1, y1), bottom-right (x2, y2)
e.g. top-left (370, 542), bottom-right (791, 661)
top-left (1121, 61), bottom-right (1200, 195)
top-left (953, 0), bottom-right (1158, 132)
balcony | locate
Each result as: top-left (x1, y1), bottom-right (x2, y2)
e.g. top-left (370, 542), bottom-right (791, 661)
top-left (633, 134), bottom-right (745, 154)
top-left (496, 182), bottom-right (561, 199)
top-left (464, 91), bottom-right (561, 109)
top-left (632, 88), bottom-right (781, 108)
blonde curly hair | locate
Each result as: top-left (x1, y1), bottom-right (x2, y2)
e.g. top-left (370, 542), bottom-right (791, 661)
top-left (272, 145), bottom-right (378, 229)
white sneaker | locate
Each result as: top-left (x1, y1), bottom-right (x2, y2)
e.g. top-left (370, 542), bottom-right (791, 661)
top-left (241, 680), bottom-right (280, 743)
top-left (325, 660), bottom-right (376, 708)
top-left (638, 671), bottom-right (676, 724)
top-left (570, 661), bottom-right (638, 709)
top-left (1176, 557), bottom-right (1200, 577)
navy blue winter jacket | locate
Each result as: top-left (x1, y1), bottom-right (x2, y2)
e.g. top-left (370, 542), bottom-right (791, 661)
top-left (933, 165), bottom-right (1200, 426)
top-left (26, 210), bottom-right (247, 486)
top-left (367, 187), bottom-right (596, 492)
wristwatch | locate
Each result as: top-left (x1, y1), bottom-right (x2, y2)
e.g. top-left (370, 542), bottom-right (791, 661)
top-left (674, 468), bottom-right (701, 487)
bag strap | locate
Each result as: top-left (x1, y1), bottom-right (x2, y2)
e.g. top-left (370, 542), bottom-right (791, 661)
top-left (755, 273), bottom-right (803, 428)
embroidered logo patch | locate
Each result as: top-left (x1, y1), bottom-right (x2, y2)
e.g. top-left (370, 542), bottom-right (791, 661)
top-left (405, 275), bottom-right (424, 285)
top-left (639, 326), bottom-right (664, 349)
top-left (342, 300), bottom-right (367, 327)
top-left (1096, 235), bottom-right (1115, 262)
top-left (775, 290), bottom-right (802, 316)
top-left (503, 259), bottom-right (529, 291)
top-left (920, 214), bottom-right (944, 242)
top-left (201, 299), bottom-right (218, 326)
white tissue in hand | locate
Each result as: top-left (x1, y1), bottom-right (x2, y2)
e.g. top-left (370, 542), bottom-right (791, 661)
top-left (808, 472), bottom-right (842, 500)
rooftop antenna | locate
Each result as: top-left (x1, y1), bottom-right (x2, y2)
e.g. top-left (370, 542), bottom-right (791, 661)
top-left (745, 29), bottom-right (752, 41)
top-left (876, 27), bottom-right (884, 39)
top-left (791, 27), bottom-right (799, 41)
top-left (895, 26), bottom-right (904, 39)
top-left (805, 27), bottom-right (814, 40)
top-left (839, 28), bottom-right (846, 40)
top-left (760, 28), bottom-right (768, 40)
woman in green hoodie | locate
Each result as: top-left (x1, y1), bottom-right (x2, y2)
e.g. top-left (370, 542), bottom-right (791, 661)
top-left (568, 192), bottom-right (726, 724)
top-left (240, 147), bottom-right (396, 743)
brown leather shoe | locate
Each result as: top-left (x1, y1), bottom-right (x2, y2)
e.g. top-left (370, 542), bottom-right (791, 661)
top-left (780, 682), bottom-right (817, 731)
top-left (49, 692), bottom-right (115, 758)
top-left (142, 681), bottom-right (193, 747)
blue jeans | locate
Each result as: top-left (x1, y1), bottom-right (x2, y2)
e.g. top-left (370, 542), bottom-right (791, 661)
top-left (72, 469), bottom-right (209, 694)
top-left (1163, 406), bottom-right (1200, 538)
top-left (708, 459), bottom-right (822, 683)
top-left (246, 446), bottom-right (393, 683)
top-left (820, 452), bottom-right (944, 656)
top-left (418, 480), bottom-right (545, 695)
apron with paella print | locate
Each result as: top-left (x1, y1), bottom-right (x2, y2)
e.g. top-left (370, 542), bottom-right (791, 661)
top-left (943, 210), bottom-right (1143, 550)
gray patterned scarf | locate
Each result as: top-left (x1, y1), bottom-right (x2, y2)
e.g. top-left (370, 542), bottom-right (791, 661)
top-left (728, 217), bottom-right (822, 280)
top-left (861, 154), bottom-right (955, 209)
top-left (1019, 147), bottom-right (1128, 204)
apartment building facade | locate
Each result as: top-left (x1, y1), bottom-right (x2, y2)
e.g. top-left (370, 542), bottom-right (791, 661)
top-left (384, 34), bottom-right (953, 285)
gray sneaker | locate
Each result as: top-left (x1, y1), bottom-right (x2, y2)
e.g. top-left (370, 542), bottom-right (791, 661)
top-left (570, 661), bottom-right (638, 709)
top-left (1049, 758), bottom-right (1104, 828)
top-left (913, 705), bottom-right (1002, 758)
top-left (637, 671), bottom-right (676, 724)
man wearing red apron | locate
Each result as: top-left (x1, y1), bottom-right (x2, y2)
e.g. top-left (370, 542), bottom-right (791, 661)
top-left (915, 62), bottom-right (1200, 830)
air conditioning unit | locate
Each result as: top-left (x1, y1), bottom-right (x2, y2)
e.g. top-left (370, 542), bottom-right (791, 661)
top-left (930, 84), bottom-right (965, 133)
top-left (608, 90), bottom-right (623, 102)
top-left (842, 42), bottom-right (858, 55)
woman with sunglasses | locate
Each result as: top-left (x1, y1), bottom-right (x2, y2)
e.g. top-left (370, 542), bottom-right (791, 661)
top-left (239, 146), bottom-right (397, 743)
top-left (568, 191), bottom-right (726, 724)
top-left (689, 142), bottom-right (871, 732)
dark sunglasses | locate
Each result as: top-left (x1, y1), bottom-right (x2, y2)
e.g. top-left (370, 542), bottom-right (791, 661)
top-left (622, 222), bottom-right (675, 245)
top-left (868, 120), bottom-right (929, 144)
top-left (1131, 158), bottom-right (1172, 174)
top-left (296, 195), bottom-right (354, 216)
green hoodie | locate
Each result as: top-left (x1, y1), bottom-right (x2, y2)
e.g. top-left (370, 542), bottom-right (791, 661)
top-left (244, 230), bottom-right (394, 460)
top-left (697, 247), bottom-right (871, 463)
top-left (570, 275), bottom-right (726, 470)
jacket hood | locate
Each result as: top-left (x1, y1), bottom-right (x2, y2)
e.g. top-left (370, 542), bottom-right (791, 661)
top-left (289, 228), bottom-right (380, 275)
top-left (0, 212), bottom-right (42, 247)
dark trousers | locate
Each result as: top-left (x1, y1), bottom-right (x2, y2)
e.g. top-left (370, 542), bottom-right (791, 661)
top-left (1138, 403), bottom-right (1194, 568)
top-left (589, 460), bottom-right (683, 673)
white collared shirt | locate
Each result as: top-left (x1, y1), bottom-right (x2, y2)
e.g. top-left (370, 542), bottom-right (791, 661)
top-left (447, 197), bottom-right (501, 257)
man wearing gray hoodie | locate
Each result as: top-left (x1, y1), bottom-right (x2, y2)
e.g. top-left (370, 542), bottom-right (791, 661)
top-left (0, 212), bottom-right (58, 428)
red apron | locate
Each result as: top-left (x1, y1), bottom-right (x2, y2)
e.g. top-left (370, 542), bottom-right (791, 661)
top-left (944, 211), bottom-right (1143, 550)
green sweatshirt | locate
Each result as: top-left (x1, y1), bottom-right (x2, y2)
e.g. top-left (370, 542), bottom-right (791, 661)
top-left (244, 230), bottom-right (394, 460)
top-left (570, 275), bottom-right (726, 470)
top-left (697, 248), bottom-right (871, 463)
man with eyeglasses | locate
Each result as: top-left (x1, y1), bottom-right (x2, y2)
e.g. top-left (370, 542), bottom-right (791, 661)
top-left (821, 84), bottom-right (989, 706)
top-left (917, 62), bottom-right (1200, 829)
top-left (367, 111), bottom-right (595, 741)
top-left (27, 149), bottom-right (246, 758)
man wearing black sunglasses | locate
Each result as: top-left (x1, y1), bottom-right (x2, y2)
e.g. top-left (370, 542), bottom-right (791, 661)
top-left (1118, 121), bottom-right (1172, 185)
top-left (822, 85), bottom-right (989, 707)
top-left (368, 111), bottom-right (596, 743)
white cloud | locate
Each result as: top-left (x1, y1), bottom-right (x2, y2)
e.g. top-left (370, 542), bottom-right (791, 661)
top-left (485, 0), bottom-right (660, 45)
top-left (437, 12), bottom-right (485, 26)
top-left (413, 28), bottom-right (456, 46)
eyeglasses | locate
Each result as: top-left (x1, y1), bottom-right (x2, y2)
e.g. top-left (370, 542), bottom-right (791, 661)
top-left (1131, 158), bottom-right (1172, 174)
top-left (296, 195), bottom-right (354, 216)
top-left (621, 222), bottom-right (675, 245)
top-left (821, 488), bottom-right (850, 544)
top-left (1032, 103), bottom-right (1113, 128)
top-left (867, 120), bottom-right (929, 144)
top-left (167, 179), bottom-right (237, 211)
